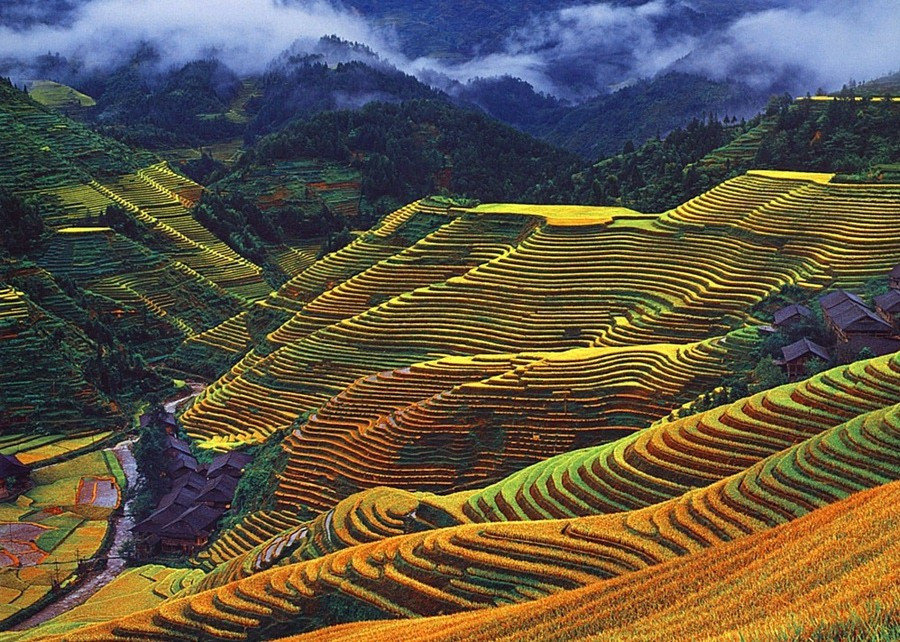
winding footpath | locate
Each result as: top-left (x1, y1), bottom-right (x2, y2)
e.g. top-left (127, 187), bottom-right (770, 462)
top-left (9, 383), bottom-right (206, 631)
top-left (10, 439), bottom-right (138, 631)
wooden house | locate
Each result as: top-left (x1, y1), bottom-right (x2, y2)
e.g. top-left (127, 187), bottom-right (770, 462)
top-left (155, 505), bottom-right (224, 553)
top-left (780, 338), bottom-right (831, 379)
top-left (207, 452), bottom-right (252, 479)
top-left (875, 289), bottom-right (900, 331)
top-left (819, 290), bottom-right (893, 342)
top-left (196, 474), bottom-right (239, 509)
top-left (773, 303), bottom-right (812, 328)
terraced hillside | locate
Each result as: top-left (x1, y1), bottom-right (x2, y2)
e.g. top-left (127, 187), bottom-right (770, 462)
top-left (94, 165), bottom-right (271, 303)
top-left (4, 68), bottom-right (899, 639)
top-left (49, 350), bottom-right (900, 640)
top-left (296, 480), bottom-right (900, 642)
top-left (8, 169), bottom-right (899, 640)
top-left (190, 348), bottom-right (900, 582)
top-left (0, 281), bottom-right (118, 431)
top-left (177, 173), bottom-right (900, 526)
top-left (216, 160), bottom-right (362, 219)
top-left (0, 81), bottom-right (152, 191)
top-left (0, 80), bottom-right (275, 434)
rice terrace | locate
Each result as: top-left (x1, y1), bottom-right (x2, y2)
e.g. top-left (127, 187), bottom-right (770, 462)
top-left (0, 1), bottom-right (898, 640)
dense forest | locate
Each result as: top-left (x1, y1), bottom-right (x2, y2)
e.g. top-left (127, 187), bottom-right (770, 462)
top-left (572, 94), bottom-right (900, 212)
top-left (247, 99), bottom-right (583, 208)
top-left (81, 58), bottom-right (245, 148)
top-left (246, 55), bottom-right (442, 141)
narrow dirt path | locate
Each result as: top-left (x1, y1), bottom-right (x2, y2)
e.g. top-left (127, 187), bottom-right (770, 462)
top-left (9, 383), bottom-right (206, 632)
top-left (163, 381), bottom-right (205, 415)
top-left (10, 439), bottom-right (139, 631)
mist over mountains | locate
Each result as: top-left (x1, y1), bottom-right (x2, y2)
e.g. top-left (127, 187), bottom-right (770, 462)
top-left (2, 0), bottom-right (898, 102)
top-left (1, 1), bottom-right (897, 161)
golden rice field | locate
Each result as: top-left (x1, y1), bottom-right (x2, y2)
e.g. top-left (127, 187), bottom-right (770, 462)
top-left (0, 431), bottom-right (115, 467)
top-left (15, 170), bottom-right (900, 640)
top-left (180, 171), bottom-right (900, 461)
top-left (286, 480), bottom-right (900, 642)
top-left (43, 357), bottom-right (900, 640)
top-left (185, 350), bottom-right (900, 593)
top-left (1, 565), bottom-right (204, 641)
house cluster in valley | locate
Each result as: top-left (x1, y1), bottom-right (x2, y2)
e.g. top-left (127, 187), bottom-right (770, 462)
top-left (132, 429), bottom-right (251, 557)
top-left (771, 264), bottom-right (900, 380)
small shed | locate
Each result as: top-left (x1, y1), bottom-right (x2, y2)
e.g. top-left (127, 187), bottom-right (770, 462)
top-left (781, 338), bottom-right (831, 379)
top-left (773, 303), bottom-right (812, 328)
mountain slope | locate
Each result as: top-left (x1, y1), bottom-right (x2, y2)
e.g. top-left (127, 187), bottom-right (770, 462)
top-left (295, 479), bottom-right (900, 642)
top-left (459, 73), bottom-right (767, 160)
top-left (0, 79), bottom-right (270, 432)
top-left (179, 171), bottom-right (900, 457)
top-left (51, 388), bottom-right (900, 640)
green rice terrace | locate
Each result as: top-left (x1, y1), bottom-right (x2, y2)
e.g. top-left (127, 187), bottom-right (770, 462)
top-left (0, 63), bottom-right (898, 642)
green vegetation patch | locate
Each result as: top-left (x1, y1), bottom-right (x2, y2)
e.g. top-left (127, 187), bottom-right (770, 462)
top-left (25, 81), bottom-right (96, 109)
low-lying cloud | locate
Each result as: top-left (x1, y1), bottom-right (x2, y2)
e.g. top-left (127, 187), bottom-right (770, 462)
top-left (681, 0), bottom-right (900, 92)
top-left (0, 0), bottom-right (897, 100)
top-left (415, 0), bottom-right (899, 99)
top-left (0, 0), bottom-right (396, 76)
top-left (412, 1), bottom-right (700, 101)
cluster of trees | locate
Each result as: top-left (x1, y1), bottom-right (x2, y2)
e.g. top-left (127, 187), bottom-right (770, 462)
top-left (195, 191), bottom-right (347, 247)
top-left (0, 189), bottom-right (45, 255)
top-left (572, 115), bottom-right (743, 212)
top-left (570, 92), bottom-right (900, 214)
top-left (129, 415), bottom-right (168, 521)
top-left (179, 153), bottom-right (227, 186)
top-left (82, 58), bottom-right (244, 148)
top-left (219, 430), bottom-right (287, 530)
top-left (192, 191), bottom-right (349, 284)
top-left (51, 274), bottom-right (170, 398)
top-left (193, 192), bottom-right (278, 265)
top-left (246, 57), bottom-right (440, 141)
top-left (756, 94), bottom-right (900, 175)
top-left (250, 99), bottom-right (583, 209)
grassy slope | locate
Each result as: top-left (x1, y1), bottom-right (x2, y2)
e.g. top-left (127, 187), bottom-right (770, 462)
top-left (294, 480), bottom-right (900, 642)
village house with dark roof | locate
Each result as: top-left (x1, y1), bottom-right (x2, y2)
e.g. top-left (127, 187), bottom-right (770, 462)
top-left (875, 289), bottom-right (900, 331)
top-left (197, 474), bottom-right (239, 509)
top-left (819, 289), bottom-right (893, 342)
top-left (132, 434), bottom-right (251, 558)
top-left (163, 435), bottom-right (193, 456)
top-left (773, 303), bottom-right (813, 328)
top-left (166, 451), bottom-right (200, 479)
top-left (155, 505), bottom-right (223, 553)
top-left (890, 264), bottom-right (900, 291)
top-left (780, 338), bottom-right (831, 379)
top-left (207, 451), bottom-right (252, 479)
